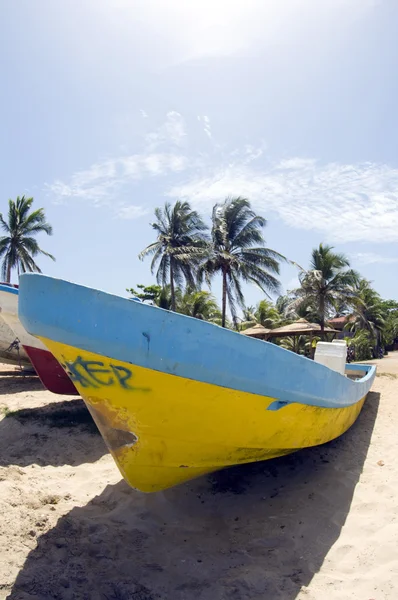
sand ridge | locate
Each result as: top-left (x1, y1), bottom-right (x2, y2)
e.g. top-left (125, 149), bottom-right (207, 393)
top-left (0, 355), bottom-right (397, 599)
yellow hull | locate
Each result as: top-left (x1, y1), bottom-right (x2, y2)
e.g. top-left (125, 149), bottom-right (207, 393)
top-left (41, 338), bottom-right (366, 492)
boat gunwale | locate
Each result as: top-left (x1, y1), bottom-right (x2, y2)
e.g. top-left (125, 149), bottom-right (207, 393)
top-left (18, 274), bottom-right (377, 410)
top-left (0, 284), bottom-right (19, 296)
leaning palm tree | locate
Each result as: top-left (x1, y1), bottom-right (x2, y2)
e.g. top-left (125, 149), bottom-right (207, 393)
top-left (290, 244), bottom-right (359, 334)
top-left (199, 197), bottom-right (285, 327)
top-left (0, 196), bottom-right (55, 283)
top-left (139, 201), bottom-right (208, 311)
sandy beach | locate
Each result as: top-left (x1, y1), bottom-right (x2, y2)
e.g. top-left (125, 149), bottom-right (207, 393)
top-left (0, 355), bottom-right (397, 600)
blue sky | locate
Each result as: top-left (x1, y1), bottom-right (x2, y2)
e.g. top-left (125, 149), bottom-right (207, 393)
top-left (1, 0), bottom-right (398, 309)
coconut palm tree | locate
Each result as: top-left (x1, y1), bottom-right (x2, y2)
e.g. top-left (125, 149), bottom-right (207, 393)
top-left (238, 305), bottom-right (257, 331)
top-left (178, 289), bottom-right (222, 324)
top-left (255, 299), bottom-right (282, 329)
top-left (384, 312), bottom-right (398, 348)
top-left (0, 196), bottom-right (55, 283)
top-left (349, 329), bottom-right (374, 361)
top-left (275, 295), bottom-right (291, 318)
top-left (381, 300), bottom-right (398, 348)
top-left (156, 284), bottom-right (183, 311)
top-left (239, 299), bottom-right (283, 331)
top-left (199, 197), bottom-right (284, 327)
top-left (348, 279), bottom-right (385, 352)
top-left (243, 305), bottom-right (256, 323)
top-left (139, 201), bottom-right (208, 311)
top-left (290, 244), bottom-right (359, 334)
top-left (279, 334), bottom-right (317, 356)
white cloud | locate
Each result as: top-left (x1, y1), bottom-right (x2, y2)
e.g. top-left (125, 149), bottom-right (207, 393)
top-left (244, 144), bottom-right (266, 164)
top-left (47, 110), bottom-right (398, 239)
top-left (351, 252), bottom-right (398, 265)
top-left (198, 115), bottom-right (212, 139)
top-left (146, 111), bottom-right (187, 149)
top-left (168, 158), bottom-right (398, 243)
top-left (140, 109), bottom-right (148, 119)
top-left (47, 152), bottom-right (187, 209)
top-left (46, 112), bottom-right (190, 218)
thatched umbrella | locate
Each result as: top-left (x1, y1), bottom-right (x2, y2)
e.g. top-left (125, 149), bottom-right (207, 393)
top-left (267, 318), bottom-right (339, 338)
top-left (241, 324), bottom-right (271, 340)
top-left (267, 318), bottom-right (339, 356)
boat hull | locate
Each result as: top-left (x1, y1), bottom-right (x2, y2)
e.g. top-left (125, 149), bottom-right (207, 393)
top-left (0, 285), bottom-right (78, 394)
top-left (0, 316), bottom-right (31, 368)
top-left (40, 339), bottom-right (367, 493)
top-left (23, 344), bottom-right (79, 395)
top-left (18, 274), bottom-right (376, 493)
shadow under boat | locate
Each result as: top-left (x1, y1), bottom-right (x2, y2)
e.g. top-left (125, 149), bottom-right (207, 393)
top-left (0, 399), bottom-right (107, 468)
top-left (7, 391), bottom-right (380, 600)
top-left (0, 369), bottom-right (43, 396)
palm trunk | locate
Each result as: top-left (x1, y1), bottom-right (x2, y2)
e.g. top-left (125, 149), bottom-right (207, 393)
top-left (320, 294), bottom-right (325, 338)
top-left (170, 259), bottom-right (175, 312)
top-left (5, 262), bottom-right (11, 284)
top-left (375, 329), bottom-right (381, 357)
top-left (221, 270), bottom-right (227, 328)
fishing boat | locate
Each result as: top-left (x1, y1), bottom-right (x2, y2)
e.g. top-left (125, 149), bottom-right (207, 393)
top-left (0, 283), bottom-right (32, 369)
top-left (0, 283), bottom-right (78, 395)
top-left (0, 313), bottom-right (32, 369)
top-left (19, 273), bottom-right (376, 493)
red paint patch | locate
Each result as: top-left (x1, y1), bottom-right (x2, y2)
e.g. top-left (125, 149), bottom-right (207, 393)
top-left (23, 345), bottom-right (78, 396)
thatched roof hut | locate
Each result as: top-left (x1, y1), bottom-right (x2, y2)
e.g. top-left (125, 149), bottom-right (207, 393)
top-left (241, 324), bottom-right (271, 340)
top-left (267, 318), bottom-right (339, 338)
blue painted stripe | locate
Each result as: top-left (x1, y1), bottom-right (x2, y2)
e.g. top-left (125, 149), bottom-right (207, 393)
top-left (0, 284), bottom-right (19, 296)
top-left (18, 274), bottom-right (376, 409)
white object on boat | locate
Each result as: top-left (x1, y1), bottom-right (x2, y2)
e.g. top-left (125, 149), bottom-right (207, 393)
top-left (314, 341), bottom-right (346, 375)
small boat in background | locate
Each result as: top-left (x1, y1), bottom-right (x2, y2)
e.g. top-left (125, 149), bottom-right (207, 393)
top-left (0, 283), bottom-right (32, 369)
top-left (0, 313), bottom-right (32, 369)
top-left (0, 283), bottom-right (78, 395)
top-left (19, 274), bottom-right (376, 493)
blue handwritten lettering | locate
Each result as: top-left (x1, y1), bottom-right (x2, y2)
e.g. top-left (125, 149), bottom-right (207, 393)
top-left (61, 356), bottom-right (150, 392)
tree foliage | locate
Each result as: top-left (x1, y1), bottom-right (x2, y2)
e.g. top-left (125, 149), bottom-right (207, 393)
top-left (0, 196), bottom-right (55, 282)
top-left (139, 201), bottom-right (208, 311)
top-left (348, 279), bottom-right (385, 350)
top-left (198, 197), bottom-right (284, 327)
top-left (136, 203), bottom-right (398, 359)
top-left (289, 244), bottom-right (359, 332)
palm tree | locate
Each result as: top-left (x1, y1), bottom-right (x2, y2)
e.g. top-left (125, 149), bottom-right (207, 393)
top-left (275, 295), bottom-right (291, 318)
top-left (178, 289), bottom-right (222, 324)
top-left (348, 279), bottom-right (385, 353)
top-left (0, 196), bottom-right (55, 283)
top-left (156, 284), bottom-right (183, 311)
top-left (239, 299), bottom-right (284, 331)
top-left (290, 244), bottom-right (359, 334)
top-left (139, 201), bottom-right (208, 311)
top-left (280, 334), bottom-right (320, 356)
top-left (255, 299), bottom-right (282, 329)
top-left (238, 305), bottom-right (257, 331)
top-left (199, 197), bottom-right (284, 327)
top-left (349, 329), bottom-right (374, 361)
top-left (381, 300), bottom-right (398, 348)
